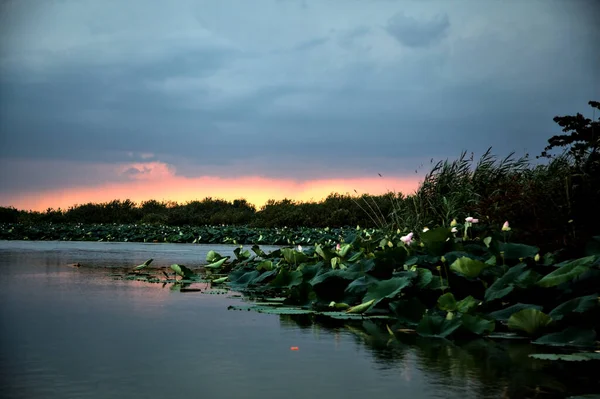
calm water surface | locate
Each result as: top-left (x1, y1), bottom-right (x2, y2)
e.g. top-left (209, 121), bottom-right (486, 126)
top-left (0, 241), bottom-right (598, 399)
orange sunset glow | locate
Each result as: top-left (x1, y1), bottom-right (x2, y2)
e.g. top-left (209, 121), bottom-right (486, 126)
top-left (1, 161), bottom-right (422, 211)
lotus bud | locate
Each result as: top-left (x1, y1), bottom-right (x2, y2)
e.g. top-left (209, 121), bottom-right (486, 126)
top-left (502, 221), bottom-right (511, 231)
top-left (422, 227), bottom-right (429, 232)
top-left (534, 253), bottom-right (540, 262)
top-left (450, 219), bottom-right (457, 227)
top-left (441, 256), bottom-right (446, 263)
top-left (336, 243), bottom-right (341, 251)
top-left (451, 227), bottom-right (458, 233)
top-left (297, 245), bottom-right (302, 252)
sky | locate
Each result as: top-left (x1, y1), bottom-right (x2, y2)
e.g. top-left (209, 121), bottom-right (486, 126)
top-left (0, 0), bottom-right (598, 211)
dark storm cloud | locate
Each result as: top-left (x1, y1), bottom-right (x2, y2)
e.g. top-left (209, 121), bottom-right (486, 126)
top-left (384, 12), bottom-right (450, 47)
top-left (0, 0), bottom-right (598, 194)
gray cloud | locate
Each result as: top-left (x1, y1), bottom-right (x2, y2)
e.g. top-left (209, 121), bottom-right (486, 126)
top-left (0, 0), bottom-right (598, 195)
top-left (385, 12), bottom-right (450, 47)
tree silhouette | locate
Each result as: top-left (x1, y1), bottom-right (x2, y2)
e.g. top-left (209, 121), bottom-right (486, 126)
top-left (539, 100), bottom-right (599, 165)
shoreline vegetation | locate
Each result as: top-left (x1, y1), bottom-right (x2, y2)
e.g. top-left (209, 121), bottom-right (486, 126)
top-left (3, 100), bottom-right (600, 254)
top-left (2, 103), bottom-right (600, 356)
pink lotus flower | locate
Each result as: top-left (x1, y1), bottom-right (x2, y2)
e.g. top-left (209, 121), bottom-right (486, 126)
top-left (451, 227), bottom-right (458, 233)
top-left (297, 245), bottom-right (303, 252)
top-left (400, 232), bottom-right (414, 245)
top-left (465, 217), bottom-right (479, 223)
top-left (502, 221), bottom-right (511, 231)
top-left (336, 243), bottom-right (341, 251)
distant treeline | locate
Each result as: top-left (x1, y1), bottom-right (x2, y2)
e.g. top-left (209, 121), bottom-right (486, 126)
top-left (1, 101), bottom-right (599, 253)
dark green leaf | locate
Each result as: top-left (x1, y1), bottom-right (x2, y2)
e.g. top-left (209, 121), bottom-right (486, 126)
top-left (533, 327), bottom-right (596, 347)
top-left (450, 257), bottom-right (490, 278)
top-left (416, 314), bottom-right (462, 338)
top-left (363, 277), bottom-right (412, 307)
top-left (507, 308), bottom-right (553, 335)
top-left (460, 314), bottom-right (495, 335)
top-left (484, 263), bottom-right (528, 302)
top-left (549, 294), bottom-right (599, 321)
top-left (536, 256), bottom-right (597, 287)
top-left (487, 303), bottom-right (543, 322)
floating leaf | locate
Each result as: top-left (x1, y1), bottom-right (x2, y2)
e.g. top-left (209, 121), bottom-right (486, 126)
top-left (507, 308), bottom-right (553, 335)
top-left (549, 294), bottom-right (599, 321)
top-left (450, 257), bottom-right (490, 278)
top-left (533, 327), bottom-right (596, 347)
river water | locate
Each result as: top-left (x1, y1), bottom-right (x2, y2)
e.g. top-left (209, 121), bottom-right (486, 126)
top-left (0, 240), bottom-right (597, 399)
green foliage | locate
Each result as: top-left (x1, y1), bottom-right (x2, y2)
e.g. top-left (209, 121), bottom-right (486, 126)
top-left (109, 214), bottom-right (600, 344)
top-left (507, 309), bottom-right (553, 336)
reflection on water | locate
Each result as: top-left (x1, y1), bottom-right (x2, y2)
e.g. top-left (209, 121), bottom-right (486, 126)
top-left (0, 241), bottom-right (598, 399)
top-left (278, 315), bottom-right (600, 398)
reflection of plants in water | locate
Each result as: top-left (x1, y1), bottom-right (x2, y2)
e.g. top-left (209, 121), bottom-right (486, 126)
top-left (279, 315), bottom-right (600, 398)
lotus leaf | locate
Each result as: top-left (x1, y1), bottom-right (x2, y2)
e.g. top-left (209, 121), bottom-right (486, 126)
top-left (533, 327), bottom-right (597, 347)
top-left (363, 277), bottom-right (412, 307)
top-left (536, 256), bottom-right (597, 287)
top-left (487, 303), bottom-right (543, 321)
top-left (549, 294), bottom-right (599, 321)
top-left (416, 314), bottom-right (462, 338)
top-left (450, 257), bottom-right (489, 278)
top-left (507, 308), bottom-right (553, 335)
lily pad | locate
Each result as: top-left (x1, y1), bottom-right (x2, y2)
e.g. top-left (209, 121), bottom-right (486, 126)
top-left (533, 327), bottom-right (597, 347)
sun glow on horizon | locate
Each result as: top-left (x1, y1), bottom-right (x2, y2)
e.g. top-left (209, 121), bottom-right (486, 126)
top-left (1, 163), bottom-right (422, 212)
